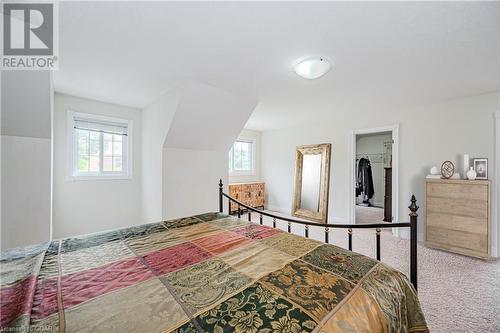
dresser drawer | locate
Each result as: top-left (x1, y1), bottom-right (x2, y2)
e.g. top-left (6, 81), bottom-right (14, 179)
top-left (426, 212), bottom-right (488, 234)
top-left (251, 183), bottom-right (265, 206)
top-left (241, 184), bottom-right (252, 204)
top-left (229, 185), bottom-right (242, 197)
top-left (426, 182), bottom-right (487, 201)
top-left (426, 196), bottom-right (488, 219)
top-left (426, 226), bottom-right (488, 255)
top-left (229, 185), bottom-right (242, 212)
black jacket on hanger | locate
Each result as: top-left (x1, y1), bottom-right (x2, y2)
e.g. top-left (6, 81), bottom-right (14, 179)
top-left (357, 158), bottom-right (374, 199)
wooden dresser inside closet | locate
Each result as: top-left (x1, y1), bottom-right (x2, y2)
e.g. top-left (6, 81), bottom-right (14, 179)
top-left (383, 167), bottom-right (392, 222)
top-left (425, 179), bottom-right (490, 259)
top-left (228, 182), bottom-right (265, 214)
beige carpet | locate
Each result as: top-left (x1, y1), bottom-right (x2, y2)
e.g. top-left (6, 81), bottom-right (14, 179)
top-left (249, 211), bottom-right (500, 333)
top-left (355, 205), bottom-right (385, 224)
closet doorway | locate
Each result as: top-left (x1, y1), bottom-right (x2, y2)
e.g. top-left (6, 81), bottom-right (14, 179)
top-left (350, 125), bottom-right (399, 230)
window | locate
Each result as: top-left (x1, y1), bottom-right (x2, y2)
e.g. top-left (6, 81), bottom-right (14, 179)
top-left (68, 111), bottom-right (132, 179)
top-left (229, 139), bottom-right (255, 174)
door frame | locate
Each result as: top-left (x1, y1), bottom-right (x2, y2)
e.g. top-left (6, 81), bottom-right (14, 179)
top-left (494, 111), bottom-right (500, 257)
top-left (349, 124), bottom-right (399, 235)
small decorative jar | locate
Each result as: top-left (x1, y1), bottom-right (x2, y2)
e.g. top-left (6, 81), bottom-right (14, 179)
top-left (466, 167), bottom-right (477, 180)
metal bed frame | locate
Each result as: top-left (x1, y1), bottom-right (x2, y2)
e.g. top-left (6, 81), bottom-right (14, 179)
top-left (218, 180), bottom-right (419, 290)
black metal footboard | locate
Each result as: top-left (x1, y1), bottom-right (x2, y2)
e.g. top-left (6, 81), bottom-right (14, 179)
top-left (218, 180), bottom-right (419, 290)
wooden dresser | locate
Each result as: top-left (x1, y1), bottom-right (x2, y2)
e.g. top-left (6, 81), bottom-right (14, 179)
top-left (228, 182), bottom-right (265, 214)
top-left (425, 179), bottom-right (490, 259)
top-left (383, 167), bottom-right (392, 222)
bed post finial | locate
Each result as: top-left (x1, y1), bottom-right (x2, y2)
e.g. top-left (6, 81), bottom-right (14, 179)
top-left (409, 195), bottom-right (419, 216)
top-left (218, 179), bottom-right (223, 213)
top-left (409, 194), bottom-right (418, 291)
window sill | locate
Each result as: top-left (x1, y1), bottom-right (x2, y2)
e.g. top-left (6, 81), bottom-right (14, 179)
top-left (67, 174), bottom-right (132, 181)
top-left (229, 171), bottom-right (256, 177)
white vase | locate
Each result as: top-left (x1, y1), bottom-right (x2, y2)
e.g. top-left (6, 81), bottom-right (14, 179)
top-left (463, 154), bottom-right (469, 179)
top-left (466, 167), bottom-right (477, 180)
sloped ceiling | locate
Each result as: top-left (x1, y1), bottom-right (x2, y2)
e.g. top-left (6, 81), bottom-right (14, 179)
top-left (163, 81), bottom-right (257, 151)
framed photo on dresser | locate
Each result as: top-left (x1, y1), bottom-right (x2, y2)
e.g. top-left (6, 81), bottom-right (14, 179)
top-left (473, 158), bottom-right (488, 180)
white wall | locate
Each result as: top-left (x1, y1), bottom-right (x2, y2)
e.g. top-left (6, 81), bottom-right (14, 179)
top-left (1, 136), bottom-right (52, 248)
top-left (356, 132), bottom-right (392, 207)
top-left (141, 90), bottom-right (179, 223)
top-left (163, 148), bottom-right (227, 219)
top-left (1, 72), bottom-right (52, 138)
top-left (229, 129), bottom-right (262, 184)
top-left (52, 93), bottom-right (142, 238)
top-left (1, 71), bottom-right (53, 250)
top-left (261, 92), bottom-right (499, 255)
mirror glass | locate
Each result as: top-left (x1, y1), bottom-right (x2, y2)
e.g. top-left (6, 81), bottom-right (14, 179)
top-left (300, 154), bottom-right (322, 212)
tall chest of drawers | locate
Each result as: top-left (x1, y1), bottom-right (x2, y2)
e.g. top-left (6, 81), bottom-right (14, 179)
top-left (383, 167), bottom-right (392, 222)
top-left (425, 179), bottom-right (490, 259)
top-left (228, 182), bottom-right (265, 214)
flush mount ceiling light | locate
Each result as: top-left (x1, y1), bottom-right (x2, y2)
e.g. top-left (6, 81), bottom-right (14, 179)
top-left (293, 57), bottom-right (331, 79)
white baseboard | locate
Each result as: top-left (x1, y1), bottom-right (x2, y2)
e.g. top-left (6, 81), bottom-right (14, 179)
top-left (266, 204), bottom-right (349, 224)
top-left (398, 228), bottom-right (410, 240)
top-left (266, 204), bottom-right (290, 214)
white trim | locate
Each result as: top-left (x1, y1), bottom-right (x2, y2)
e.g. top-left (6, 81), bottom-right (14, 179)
top-left (349, 125), bottom-right (400, 236)
top-left (229, 137), bottom-right (257, 176)
top-left (66, 111), bottom-right (133, 181)
top-left (494, 111), bottom-right (500, 257)
top-left (49, 71), bottom-right (54, 242)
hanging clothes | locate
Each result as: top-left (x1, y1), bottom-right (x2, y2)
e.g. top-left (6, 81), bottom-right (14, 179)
top-left (357, 157), bottom-right (374, 200)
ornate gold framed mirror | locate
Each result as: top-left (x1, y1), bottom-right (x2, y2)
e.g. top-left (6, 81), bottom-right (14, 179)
top-left (292, 143), bottom-right (331, 223)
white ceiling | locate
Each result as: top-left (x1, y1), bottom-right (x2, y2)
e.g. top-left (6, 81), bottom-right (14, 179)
top-left (54, 1), bottom-right (499, 131)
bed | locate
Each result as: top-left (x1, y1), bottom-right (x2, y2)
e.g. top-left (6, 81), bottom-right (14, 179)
top-left (1, 210), bottom-right (428, 332)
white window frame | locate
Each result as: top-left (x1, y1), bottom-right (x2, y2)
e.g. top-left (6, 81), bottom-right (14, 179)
top-left (67, 111), bottom-right (133, 181)
top-left (229, 137), bottom-right (256, 176)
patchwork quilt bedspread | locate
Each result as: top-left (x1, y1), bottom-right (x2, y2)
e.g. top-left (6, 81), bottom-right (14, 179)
top-left (1, 213), bottom-right (428, 333)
